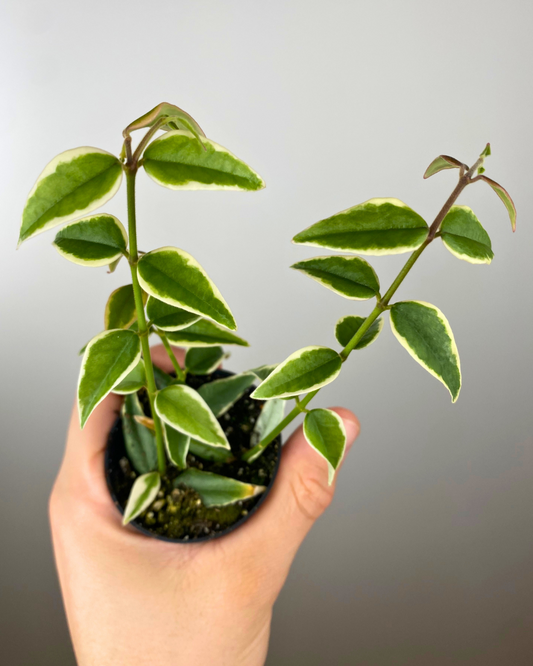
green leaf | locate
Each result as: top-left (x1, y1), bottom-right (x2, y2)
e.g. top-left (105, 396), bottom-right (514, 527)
top-left (185, 347), bottom-right (225, 375)
top-left (105, 285), bottom-right (139, 330)
top-left (19, 147), bottom-right (123, 245)
top-left (291, 255), bottom-right (380, 300)
top-left (112, 360), bottom-right (146, 394)
top-left (123, 471), bottom-right (160, 525)
top-left (251, 346), bottom-right (342, 400)
top-left (155, 384), bottom-right (230, 449)
top-left (146, 296), bottom-right (201, 331)
top-left (189, 439), bottom-right (235, 463)
top-left (292, 198), bottom-right (428, 256)
top-left (78, 330), bottom-right (141, 427)
top-left (335, 315), bottom-right (384, 349)
top-left (174, 468), bottom-right (265, 507)
top-left (121, 393), bottom-right (158, 474)
top-left (52, 214), bottom-right (127, 266)
top-left (248, 364), bottom-right (278, 381)
top-left (479, 175), bottom-right (517, 232)
top-left (153, 365), bottom-right (176, 390)
top-left (303, 409), bottom-right (347, 485)
top-left (198, 372), bottom-right (257, 417)
top-left (137, 247), bottom-right (236, 330)
top-left (250, 399), bottom-right (285, 447)
top-left (163, 424), bottom-right (190, 469)
top-left (390, 301), bottom-right (461, 402)
top-left (124, 102), bottom-right (206, 140)
top-left (107, 256), bottom-right (122, 273)
top-left (166, 319), bottom-right (248, 347)
top-left (423, 155), bottom-right (464, 179)
top-left (440, 206), bottom-right (493, 264)
top-left (143, 130), bottom-right (265, 191)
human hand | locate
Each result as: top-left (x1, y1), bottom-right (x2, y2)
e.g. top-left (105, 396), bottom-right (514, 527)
top-left (50, 345), bottom-right (360, 666)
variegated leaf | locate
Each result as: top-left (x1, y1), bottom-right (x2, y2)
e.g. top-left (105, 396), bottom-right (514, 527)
top-left (423, 154), bottom-right (464, 179)
top-left (146, 296), bottom-right (201, 331)
top-left (250, 399), bottom-right (285, 447)
top-left (198, 372), bottom-right (256, 417)
top-left (53, 214), bottom-right (127, 266)
top-left (185, 347), bottom-right (225, 375)
top-left (440, 206), bottom-right (493, 264)
top-left (121, 393), bottom-right (158, 474)
top-left (166, 319), bottom-right (248, 347)
top-left (175, 468), bottom-right (265, 507)
top-left (291, 255), bottom-right (380, 299)
top-left (335, 315), bottom-right (383, 349)
top-left (123, 472), bottom-right (160, 525)
top-left (163, 424), bottom-right (190, 469)
top-left (112, 360), bottom-right (146, 394)
top-left (303, 409), bottom-right (347, 485)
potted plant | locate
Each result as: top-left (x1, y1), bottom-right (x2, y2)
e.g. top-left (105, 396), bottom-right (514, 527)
top-left (19, 104), bottom-right (516, 542)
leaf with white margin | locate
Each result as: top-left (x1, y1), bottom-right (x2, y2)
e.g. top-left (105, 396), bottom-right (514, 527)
top-left (78, 330), bottom-right (141, 427)
top-left (423, 154), bottom-right (464, 179)
top-left (124, 102), bottom-right (206, 139)
top-left (52, 214), bottom-right (127, 266)
top-left (185, 347), bottom-right (225, 375)
top-left (293, 198), bottom-right (428, 256)
top-left (251, 346), bottom-right (342, 400)
top-left (479, 175), bottom-right (517, 232)
top-left (163, 424), bottom-right (190, 469)
top-left (123, 472), bottom-right (160, 525)
top-left (250, 399), bottom-right (285, 447)
top-left (121, 393), bottom-right (158, 474)
top-left (440, 206), bottom-right (493, 264)
top-left (174, 468), bottom-right (265, 507)
top-left (189, 439), bottom-right (235, 463)
top-left (390, 301), bottom-right (461, 402)
top-left (143, 130), bottom-right (265, 191)
top-left (198, 372), bottom-right (257, 417)
top-left (146, 296), bottom-right (200, 331)
top-left (166, 319), bottom-right (248, 347)
top-left (335, 315), bottom-right (383, 349)
top-left (248, 364), bottom-right (278, 381)
top-left (138, 247), bottom-right (236, 330)
top-left (19, 147), bottom-right (123, 245)
top-left (105, 285), bottom-right (142, 329)
top-left (291, 255), bottom-right (380, 299)
top-left (303, 409), bottom-right (347, 485)
top-left (155, 384), bottom-right (230, 449)
top-left (112, 360), bottom-right (146, 394)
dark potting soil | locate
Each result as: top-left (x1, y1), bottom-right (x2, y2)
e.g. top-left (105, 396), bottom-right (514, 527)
top-left (107, 370), bottom-right (281, 541)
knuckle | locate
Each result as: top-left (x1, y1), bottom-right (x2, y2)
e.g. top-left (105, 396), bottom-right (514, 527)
top-left (290, 468), bottom-right (335, 522)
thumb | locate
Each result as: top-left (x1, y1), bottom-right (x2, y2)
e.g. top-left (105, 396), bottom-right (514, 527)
top-left (239, 407), bottom-right (359, 577)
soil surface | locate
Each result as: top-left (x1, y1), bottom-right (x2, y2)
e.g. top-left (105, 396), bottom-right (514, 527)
top-left (106, 370), bottom-right (281, 541)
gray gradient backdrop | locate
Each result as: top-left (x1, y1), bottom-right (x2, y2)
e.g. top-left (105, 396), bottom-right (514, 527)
top-left (1, 1), bottom-right (532, 664)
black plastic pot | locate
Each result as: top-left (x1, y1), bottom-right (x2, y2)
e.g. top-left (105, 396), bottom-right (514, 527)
top-left (105, 369), bottom-right (282, 543)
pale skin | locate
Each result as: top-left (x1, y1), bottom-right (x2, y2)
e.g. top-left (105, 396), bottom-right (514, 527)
top-left (49, 345), bottom-right (360, 666)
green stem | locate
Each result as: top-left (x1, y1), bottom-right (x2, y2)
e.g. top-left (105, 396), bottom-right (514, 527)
top-left (157, 330), bottom-right (186, 382)
top-left (243, 160), bottom-right (482, 463)
top-left (126, 168), bottom-right (167, 475)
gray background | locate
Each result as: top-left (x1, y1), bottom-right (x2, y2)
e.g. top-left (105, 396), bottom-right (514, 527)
top-left (1, 1), bottom-right (532, 664)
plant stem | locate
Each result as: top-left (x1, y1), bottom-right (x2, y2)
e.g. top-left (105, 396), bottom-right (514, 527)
top-left (157, 330), bottom-right (186, 382)
top-left (243, 158), bottom-right (483, 463)
top-left (125, 168), bottom-right (167, 475)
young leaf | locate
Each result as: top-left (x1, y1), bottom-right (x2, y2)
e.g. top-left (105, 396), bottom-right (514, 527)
top-left (251, 346), bottom-right (342, 400)
top-left (189, 439), bottom-right (235, 463)
top-left (291, 255), bottom-right (380, 300)
top-left (423, 155), bottom-right (464, 179)
top-left (52, 214), bottom-right (127, 266)
top-left (19, 147), bottom-right (123, 245)
top-left (124, 102), bottom-right (206, 140)
top-left (479, 175), bottom-right (517, 232)
top-left (185, 347), bottom-right (225, 375)
top-left (123, 472), bottom-right (160, 525)
top-left (250, 399), bottom-right (285, 447)
top-left (303, 409), bottom-right (347, 485)
top-left (112, 359), bottom-right (146, 394)
top-left (121, 393), bottom-right (158, 474)
top-left (107, 256), bottom-right (122, 274)
top-left (146, 296), bottom-right (201, 331)
top-left (390, 301), bottom-right (461, 402)
top-left (292, 198), bottom-right (428, 255)
top-left (78, 330), bottom-right (141, 427)
top-left (335, 315), bottom-right (384, 349)
top-left (198, 372), bottom-right (257, 417)
top-left (248, 364), bottom-right (278, 381)
top-left (138, 247), bottom-right (236, 330)
top-left (105, 285), bottom-right (141, 330)
top-left (440, 206), bottom-right (493, 264)
top-left (166, 319), bottom-right (248, 347)
top-left (155, 384), bottom-right (230, 449)
top-left (143, 130), bottom-right (265, 191)
top-left (163, 424), bottom-right (190, 469)
top-left (175, 468), bottom-right (265, 507)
